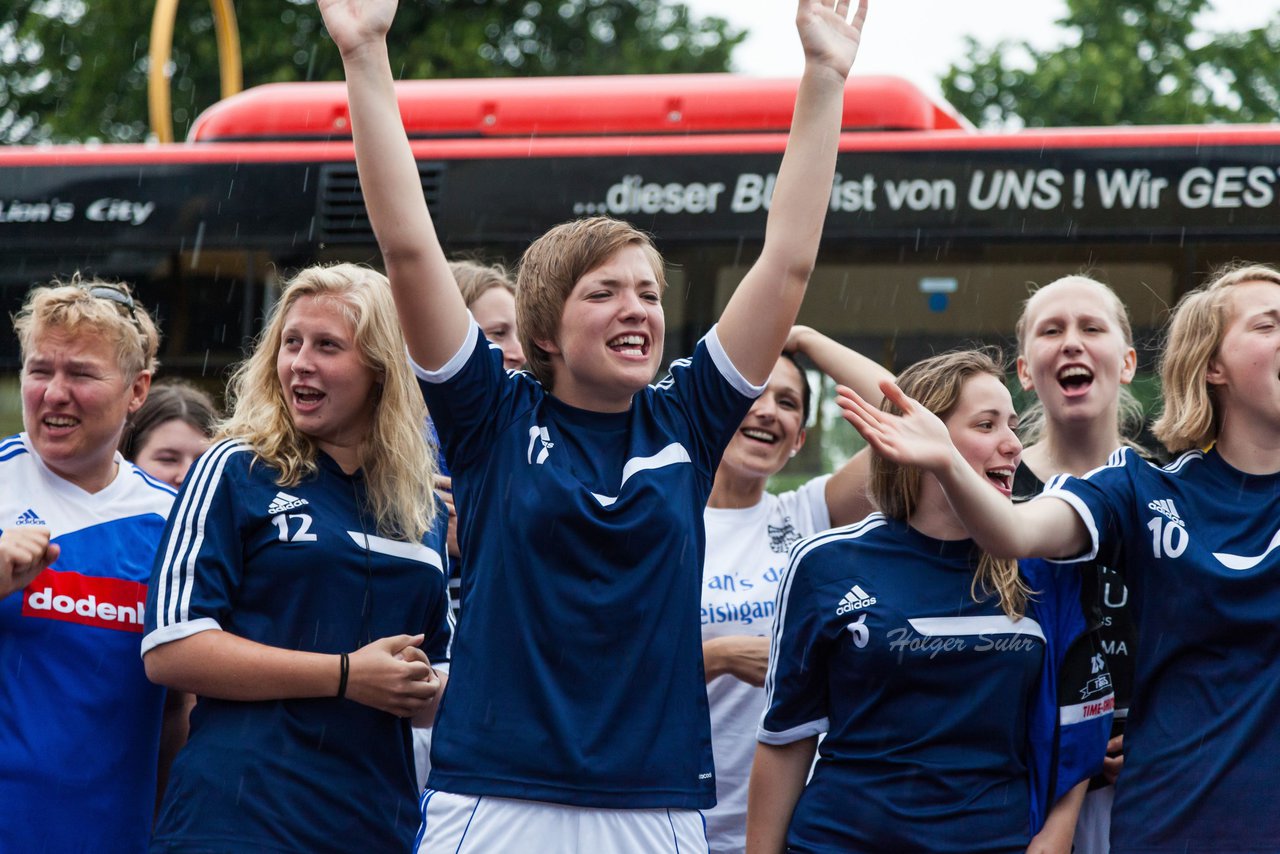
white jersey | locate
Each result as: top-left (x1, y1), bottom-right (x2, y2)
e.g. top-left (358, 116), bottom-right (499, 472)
top-left (701, 476), bottom-right (831, 854)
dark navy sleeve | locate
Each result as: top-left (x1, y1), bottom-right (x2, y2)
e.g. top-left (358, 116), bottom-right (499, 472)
top-left (143, 440), bottom-right (250, 654)
top-left (653, 325), bottom-right (765, 476)
top-left (411, 319), bottom-right (533, 473)
top-left (1039, 447), bottom-right (1140, 566)
top-left (759, 540), bottom-right (831, 744)
top-left (421, 501), bottom-right (454, 667)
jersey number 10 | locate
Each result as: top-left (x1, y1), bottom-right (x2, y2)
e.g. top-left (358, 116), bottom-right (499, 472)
top-left (1147, 516), bottom-right (1189, 559)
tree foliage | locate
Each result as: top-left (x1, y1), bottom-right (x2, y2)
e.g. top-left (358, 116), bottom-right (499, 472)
top-left (0, 0), bottom-right (745, 143)
top-left (941, 0), bottom-right (1280, 128)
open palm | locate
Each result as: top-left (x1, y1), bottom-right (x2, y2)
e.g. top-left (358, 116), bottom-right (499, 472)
top-left (797, 0), bottom-right (868, 80)
top-left (837, 380), bottom-right (956, 472)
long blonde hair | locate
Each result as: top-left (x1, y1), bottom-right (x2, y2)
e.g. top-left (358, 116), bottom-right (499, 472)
top-left (219, 263), bottom-right (438, 541)
top-left (1153, 263), bottom-right (1280, 453)
top-left (869, 350), bottom-right (1032, 619)
top-left (1014, 274), bottom-right (1144, 448)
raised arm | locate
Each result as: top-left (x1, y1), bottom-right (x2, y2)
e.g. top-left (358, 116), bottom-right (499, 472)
top-left (717, 0), bottom-right (867, 384)
top-left (785, 325), bottom-right (890, 525)
top-left (786, 325), bottom-right (891, 406)
top-left (319, 0), bottom-right (469, 368)
top-left (838, 380), bottom-right (1089, 558)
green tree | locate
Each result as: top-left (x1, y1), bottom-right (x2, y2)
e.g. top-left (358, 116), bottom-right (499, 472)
top-left (0, 0), bottom-right (745, 144)
top-left (941, 0), bottom-right (1280, 128)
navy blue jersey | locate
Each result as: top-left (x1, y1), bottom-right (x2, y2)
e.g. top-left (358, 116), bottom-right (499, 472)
top-left (1014, 463), bottom-right (1124, 805)
top-left (144, 440), bottom-right (453, 853)
top-left (0, 434), bottom-right (174, 854)
top-left (1044, 447), bottom-right (1280, 852)
top-left (415, 321), bottom-right (760, 809)
top-left (761, 515), bottom-right (1045, 854)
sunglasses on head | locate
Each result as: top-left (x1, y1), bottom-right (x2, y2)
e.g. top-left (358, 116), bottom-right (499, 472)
top-left (84, 283), bottom-right (142, 332)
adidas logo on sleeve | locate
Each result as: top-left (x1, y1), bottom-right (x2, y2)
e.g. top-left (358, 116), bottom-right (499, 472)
top-left (836, 584), bottom-right (877, 616)
top-left (267, 492), bottom-right (309, 515)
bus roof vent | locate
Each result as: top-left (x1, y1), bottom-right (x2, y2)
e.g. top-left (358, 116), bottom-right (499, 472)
top-left (318, 162), bottom-right (444, 243)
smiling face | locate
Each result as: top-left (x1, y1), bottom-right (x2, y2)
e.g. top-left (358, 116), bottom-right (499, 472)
top-left (275, 295), bottom-right (379, 465)
top-left (133, 418), bottom-right (212, 488)
top-left (1206, 280), bottom-right (1280, 442)
top-left (471, 286), bottom-right (525, 371)
top-left (943, 372), bottom-right (1023, 499)
top-left (538, 243), bottom-right (665, 412)
top-left (21, 324), bottom-right (149, 492)
top-left (1017, 278), bottom-right (1137, 428)
top-left (718, 356), bottom-right (808, 482)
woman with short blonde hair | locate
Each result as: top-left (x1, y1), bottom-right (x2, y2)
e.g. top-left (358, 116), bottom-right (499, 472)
top-left (2, 278), bottom-right (173, 854)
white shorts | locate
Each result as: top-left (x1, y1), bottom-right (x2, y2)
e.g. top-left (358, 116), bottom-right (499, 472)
top-left (415, 790), bottom-right (708, 854)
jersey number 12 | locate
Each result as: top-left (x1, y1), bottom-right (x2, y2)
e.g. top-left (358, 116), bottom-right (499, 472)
top-left (273, 512), bottom-right (318, 543)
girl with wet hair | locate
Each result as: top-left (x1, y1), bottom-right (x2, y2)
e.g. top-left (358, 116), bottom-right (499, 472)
top-left (1012, 273), bottom-right (1143, 852)
top-left (749, 349), bottom-right (1107, 853)
top-left (701, 326), bottom-right (893, 853)
top-left (839, 263), bottom-right (1280, 852)
top-left (319, 0), bottom-right (867, 848)
top-left (143, 263), bottom-right (453, 853)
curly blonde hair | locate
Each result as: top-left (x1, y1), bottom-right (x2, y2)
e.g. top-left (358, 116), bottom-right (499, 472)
top-left (14, 276), bottom-right (160, 377)
top-left (219, 263), bottom-right (438, 541)
top-left (869, 349), bottom-right (1032, 619)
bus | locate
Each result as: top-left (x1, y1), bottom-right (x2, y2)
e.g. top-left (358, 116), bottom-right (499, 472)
top-left (3, 72), bottom-right (1279, 460)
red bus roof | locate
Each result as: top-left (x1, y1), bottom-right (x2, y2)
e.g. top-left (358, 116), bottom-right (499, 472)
top-left (187, 74), bottom-right (971, 142)
top-left (4, 123), bottom-right (1280, 169)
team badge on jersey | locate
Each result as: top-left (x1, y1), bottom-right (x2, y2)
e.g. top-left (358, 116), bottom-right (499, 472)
top-left (768, 519), bottom-right (800, 553)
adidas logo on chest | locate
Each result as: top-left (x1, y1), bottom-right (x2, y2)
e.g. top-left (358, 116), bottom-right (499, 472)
top-left (14, 508), bottom-right (47, 526)
top-left (836, 584), bottom-right (876, 616)
top-left (267, 492), bottom-right (309, 515)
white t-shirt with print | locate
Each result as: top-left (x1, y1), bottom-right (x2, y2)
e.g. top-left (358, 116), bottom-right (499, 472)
top-left (701, 475), bottom-right (832, 854)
